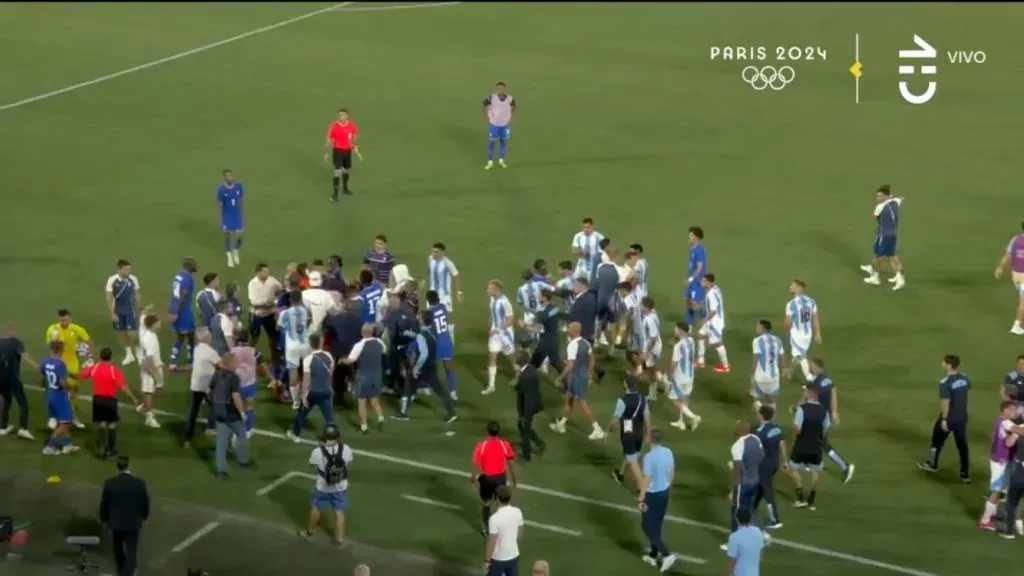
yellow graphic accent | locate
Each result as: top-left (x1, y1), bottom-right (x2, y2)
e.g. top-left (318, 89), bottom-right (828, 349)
top-left (849, 61), bottom-right (863, 79)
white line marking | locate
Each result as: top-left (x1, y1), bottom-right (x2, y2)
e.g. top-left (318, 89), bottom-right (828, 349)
top-left (170, 521), bottom-right (221, 553)
top-left (401, 494), bottom-right (463, 510)
top-left (340, 2), bottom-right (461, 12)
top-left (30, 387), bottom-right (937, 576)
top-left (255, 471), bottom-right (302, 496)
top-left (523, 520), bottom-right (581, 537)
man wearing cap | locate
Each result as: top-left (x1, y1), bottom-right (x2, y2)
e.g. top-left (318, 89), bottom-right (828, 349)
top-left (301, 425), bottom-right (354, 545)
top-left (637, 428), bottom-right (677, 572)
top-left (610, 375), bottom-right (650, 488)
top-left (303, 271), bottom-right (334, 335)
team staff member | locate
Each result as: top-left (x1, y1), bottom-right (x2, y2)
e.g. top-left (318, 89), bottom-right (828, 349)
top-left (322, 297), bottom-right (363, 405)
top-left (99, 456), bottom-right (150, 576)
top-left (484, 486), bottom-right (524, 576)
top-left (725, 507), bottom-right (765, 576)
top-left (919, 354), bottom-right (971, 482)
top-left (341, 324), bottom-right (386, 433)
top-left (182, 329), bottom-right (220, 449)
top-left (0, 324), bottom-right (36, 440)
top-left (247, 263), bottom-right (282, 356)
top-left (513, 350), bottom-right (545, 461)
top-left (726, 420), bottom-right (763, 547)
top-left (79, 348), bottom-right (140, 459)
top-left (637, 428), bottom-right (677, 573)
top-left (45, 309), bottom-right (91, 430)
top-left (522, 289), bottom-right (564, 374)
top-left (324, 108), bottom-right (359, 200)
top-left (609, 375), bottom-right (650, 489)
top-left (471, 421), bottom-right (518, 537)
top-left (1000, 419), bottom-right (1024, 538)
top-left (789, 385), bottom-right (829, 510)
top-left (751, 406), bottom-right (785, 529)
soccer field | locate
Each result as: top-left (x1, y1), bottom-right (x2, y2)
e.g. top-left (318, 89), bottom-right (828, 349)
top-left (2, 2), bottom-right (1023, 575)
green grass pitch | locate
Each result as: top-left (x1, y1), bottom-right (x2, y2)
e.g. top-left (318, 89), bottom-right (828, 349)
top-left (1, 3), bottom-right (1023, 575)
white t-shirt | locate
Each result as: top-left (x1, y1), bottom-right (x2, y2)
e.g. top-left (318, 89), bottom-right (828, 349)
top-left (309, 443), bottom-right (354, 492)
top-left (302, 288), bottom-right (334, 333)
top-left (140, 329), bottom-right (162, 367)
top-left (190, 343), bottom-right (221, 392)
top-left (488, 505), bottom-right (524, 561)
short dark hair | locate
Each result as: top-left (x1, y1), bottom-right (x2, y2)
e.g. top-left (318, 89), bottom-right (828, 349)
top-left (943, 354), bottom-right (961, 369)
top-left (255, 262), bottom-right (268, 273)
top-left (1020, 220), bottom-right (1024, 233)
top-left (539, 289), bottom-right (553, 301)
top-left (297, 262), bottom-right (308, 275)
top-left (57, 309), bottom-right (70, 317)
top-left (521, 268), bottom-right (534, 281)
top-left (312, 259), bottom-right (324, 267)
top-left (338, 108), bottom-right (348, 114)
top-left (235, 330), bottom-right (250, 345)
top-left (758, 405), bottom-right (775, 421)
top-left (116, 259), bottom-right (130, 268)
top-left (143, 314), bottom-right (159, 329)
top-left (309, 333), bottom-right (322, 349)
top-left (877, 184), bottom-right (891, 195)
top-left (558, 260), bottom-right (573, 271)
top-left (1018, 353), bottom-right (1024, 362)
top-left (617, 282), bottom-right (632, 291)
top-left (641, 296), bottom-right (654, 309)
top-left (288, 291), bottom-right (302, 306)
top-left (599, 238), bottom-right (611, 250)
top-left (533, 258), bottom-right (546, 271)
top-left (811, 357), bottom-right (825, 369)
top-left (735, 506), bottom-right (752, 525)
top-left (516, 350), bottom-right (531, 366)
top-left (494, 485), bottom-right (512, 504)
top-left (426, 290), bottom-right (440, 305)
top-left (222, 169), bottom-right (232, 176)
top-left (688, 226), bottom-right (704, 239)
top-left (432, 242), bottom-right (446, 251)
top-left (486, 420), bottom-right (500, 437)
top-left (496, 81), bottom-right (507, 87)
top-left (375, 234), bottom-right (388, 243)
top-left (329, 254), bottom-right (343, 266)
top-left (99, 347), bottom-right (113, 362)
top-left (116, 456), bottom-right (130, 472)
top-left (759, 320), bottom-right (772, 332)
top-left (203, 272), bottom-right (218, 286)
top-left (582, 217), bottom-right (593, 225)
top-left (676, 321), bottom-right (690, 333)
top-left (793, 278), bottom-right (806, 288)
top-left (629, 243), bottom-right (644, 253)
top-left (1001, 401), bottom-right (1015, 412)
top-left (704, 273), bottom-right (716, 283)
top-left (358, 269), bottom-right (374, 286)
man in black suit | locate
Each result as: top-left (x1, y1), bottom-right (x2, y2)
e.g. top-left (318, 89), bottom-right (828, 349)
top-left (99, 456), bottom-right (150, 576)
top-left (514, 350), bottom-right (545, 462)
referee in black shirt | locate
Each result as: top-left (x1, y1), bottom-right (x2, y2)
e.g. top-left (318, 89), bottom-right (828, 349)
top-left (919, 354), bottom-right (970, 482)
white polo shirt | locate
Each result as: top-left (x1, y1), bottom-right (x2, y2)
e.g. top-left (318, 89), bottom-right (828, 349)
top-left (488, 505), bottom-right (524, 562)
top-left (190, 343), bottom-right (221, 393)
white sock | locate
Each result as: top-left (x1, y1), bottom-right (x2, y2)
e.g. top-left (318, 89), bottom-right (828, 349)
top-left (591, 421), bottom-right (602, 431)
top-left (895, 271), bottom-right (904, 280)
top-left (289, 385), bottom-right (299, 402)
top-left (487, 365), bottom-right (497, 388)
top-left (716, 345), bottom-right (729, 367)
top-left (799, 357), bottom-right (811, 381)
top-left (697, 339), bottom-right (706, 361)
top-left (681, 405), bottom-right (698, 419)
top-left (449, 323), bottom-right (456, 344)
top-left (124, 347), bottom-right (134, 359)
top-left (233, 248), bottom-right (240, 261)
top-left (982, 500), bottom-right (998, 522)
top-left (614, 334), bottom-right (622, 345)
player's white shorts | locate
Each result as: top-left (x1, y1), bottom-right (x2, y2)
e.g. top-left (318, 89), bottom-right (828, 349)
top-left (487, 331), bottom-right (515, 356)
top-left (668, 376), bottom-right (693, 400)
top-left (699, 322), bottom-right (725, 345)
top-left (790, 332), bottom-right (812, 357)
top-left (752, 376), bottom-right (780, 400)
top-left (140, 372), bottom-right (161, 394)
top-left (990, 460), bottom-right (1009, 493)
top-left (285, 342), bottom-right (311, 370)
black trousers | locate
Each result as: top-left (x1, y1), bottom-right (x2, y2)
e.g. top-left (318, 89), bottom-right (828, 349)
top-left (529, 342), bottom-right (564, 373)
top-left (517, 414), bottom-right (545, 459)
top-left (183, 391), bottom-right (214, 442)
top-left (0, 378), bottom-right (29, 429)
top-left (1004, 475), bottom-right (1024, 535)
top-left (929, 416), bottom-right (969, 478)
top-left (751, 468), bottom-right (780, 525)
top-left (111, 529), bottom-right (140, 576)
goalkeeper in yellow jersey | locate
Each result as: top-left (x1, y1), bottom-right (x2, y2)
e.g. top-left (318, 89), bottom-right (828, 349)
top-left (45, 309), bottom-right (91, 429)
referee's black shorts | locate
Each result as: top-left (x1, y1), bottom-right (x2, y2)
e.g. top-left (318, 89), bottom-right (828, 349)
top-left (477, 473), bottom-right (507, 502)
top-left (332, 148), bottom-right (353, 170)
top-left (92, 396), bottom-right (119, 424)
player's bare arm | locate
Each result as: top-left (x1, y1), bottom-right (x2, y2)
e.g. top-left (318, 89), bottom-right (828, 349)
top-left (812, 311), bottom-right (822, 344)
top-left (105, 291), bottom-right (116, 320)
top-left (508, 459), bottom-right (518, 487)
top-left (831, 389), bottom-right (840, 424)
top-left (559, 359), bottom-right (574, 384)
top-left (995, 252), bottom-right (1011, 278)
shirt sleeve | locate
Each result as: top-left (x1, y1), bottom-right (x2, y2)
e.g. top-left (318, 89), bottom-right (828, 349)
top-left (730, 439), bottom-right (744, 461)
top-left (751, 339), bottom-right (759, 355)
top-left (938, 381), bottom-right (951, 400)
top-left (302, 355), bottom-right (312, 373)
top-left (873, 202), bottom-right (885, 217)
top-left (727, 533), bottom-right (739, 558)
top-left (642, 453), bottom-right (652, 477)
top-left (115, 368), bottom-right (126, 388)
top-left (612, 398), bottom-right (626, 419)
top-left (131, 275), bottom-right (141, 291)
top-left (105, 275), bottom-right (116, 292)
top-left (347, 339), bottom-right (366, 362)
top-left (566, 339), bottom-right (579, 360)
top-left (343, 445), bottom-right (354, 464)
top-left (1009, 238), bottom-right (1016, 253)
top-left (309, 448), bottom-right (319, 467)
top-left (413, 335), bottom-right (428, 372)
top-left (74, 325), bottom-right (91, 342)
top-left (446, 258), bottom-right (460, 277)
top-left (488, 515), bottom-right (499, 534)
top-left (794, 406), bottom-right (805, 428)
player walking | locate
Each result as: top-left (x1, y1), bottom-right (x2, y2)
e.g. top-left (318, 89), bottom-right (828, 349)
top-left (861, 185), bottom-right (906, 290)
top-left (324, 108), bottom-right (359, 199)
top-left (685, 227), bottom-right (707, 327)
top-left (105, 260), bottom-right (143, 366)
top-left (40, 342), bottom-right (79, 455)
top-left (279, 292), bottom-right (312, 410)
top-left (217, 170), bottom-right (244, 268)
top-left (483, 81), bottom-right (515, 170)
top-left (483, 280), bottom-right (516, 396)
top-left (751, 320), bottom-right (785, 412)
top-left (668, 322), bottom-right (701, 431)
top-left (426, 291), bottom-right (458, 400)
top-left (697, 274), bottom-right (730, 373)
top-left (427, 242), bottom-right (462, 341)
top-left (994, 221), bottom-right (1024, 335)
top-left (785, 280), bottom-right (821, 382)
top-left (626, 245), bottom-right (649, 298)
top-left (168, 258), bottom-right (198, 373)
top-left (571, 218), bottom-right (604, 280)
top-left (979, 401), bottom-right (1017, 530)
top-left (639, 297), bottom-right (666, 397)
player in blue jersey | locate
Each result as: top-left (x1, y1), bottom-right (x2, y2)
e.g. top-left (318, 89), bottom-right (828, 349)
top-left (41, 341), bottom-right (78, 455)
top-left (105, 259), bottom-right (143, 366)
top-left (168, 258), bottom-right (198, 372)
top-left (217, 170), bottom-right (245, 269)
top-left (685, 226), bottom-right (707, 326)
top-left (357, 270), bottom-right (384, 325)
top-left (861, 184), bottom-right (906, 290)
top-left (426, 290), bottom-right (457, 401)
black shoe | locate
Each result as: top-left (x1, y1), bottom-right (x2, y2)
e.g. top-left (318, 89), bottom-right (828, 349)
top-left (535, 443), bottom-right (546, 459)
top-left (612, 469), bottom-right (625, 485)
top-left (329, 193), bottom-right (339, 203)
top-left (343, 188), bottom-right (353, 195)
top-left (960, 476), bottom-right (972, 484)
top-left (215, 471), bottom-right (228, 479)
top-left (240, 460), bottom-right (255, 469)
top-left (518, 456), bottom-right (531, 463)
top-left (917, 461), bottom-right (938, 472)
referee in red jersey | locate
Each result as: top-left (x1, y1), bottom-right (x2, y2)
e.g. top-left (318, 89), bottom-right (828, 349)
top-left (471, 421), bottom-right (518, 536)
top-left (323, 108), bottom-right (360, 201)
top-left (79, 347), bottom-right (139, 459)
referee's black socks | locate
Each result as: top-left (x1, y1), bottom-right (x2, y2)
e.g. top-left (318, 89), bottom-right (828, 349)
top-left (481, 505), bottom-right (491, 533)
top-left (96, 428), bottom-right (108, 454)
top-left (332, 176), bottom-right (340, 197)
top-left (108, 428), bottom-right (118, 453)
top-left (342, 172), bottom-right (350, 192)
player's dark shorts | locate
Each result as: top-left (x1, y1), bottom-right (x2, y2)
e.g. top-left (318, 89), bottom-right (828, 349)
top-left (621, 434), bottom-right (643, 463)
top-left (332, 148), bottom-right (353, 170)
top-left (477, 473), bottom-right (507, 502)
top-left (92, 396), bottom-right (120, 424)
top-left (112, 311), bottom-right (137, 333)
top-left (597, 302), bottom-right (617, 325)
top-left (788, 451), bottom-right (823, 472)
top-left (873, 234), bottom-right (897, 257)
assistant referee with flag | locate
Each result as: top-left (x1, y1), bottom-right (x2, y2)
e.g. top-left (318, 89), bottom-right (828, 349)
top-left (471, 421), bottom-right (518, 536)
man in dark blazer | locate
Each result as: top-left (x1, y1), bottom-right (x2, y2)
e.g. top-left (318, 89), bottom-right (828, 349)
top-left (514, 350), bottom-right (545, 461)
top-left (99, 456), bottom-right (150, 576)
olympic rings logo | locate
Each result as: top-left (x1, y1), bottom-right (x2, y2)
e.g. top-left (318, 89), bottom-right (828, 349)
top-left (741, 66), bottom-right (796, 91)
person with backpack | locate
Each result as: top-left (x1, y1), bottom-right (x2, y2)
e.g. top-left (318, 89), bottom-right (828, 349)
top-left (301, 425), bottom-right (353, 545)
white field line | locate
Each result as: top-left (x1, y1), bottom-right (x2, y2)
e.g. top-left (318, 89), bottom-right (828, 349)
top-left (400, 493), bottom-right (463, 510)
top-left (0, 2), bottom-right (462, 112)
top-left (255, 470), bottom-right (303, 496)
top-left (170, 521), bottom-right (222, 553)
top-left (27, 386), bottom-right (939, 576)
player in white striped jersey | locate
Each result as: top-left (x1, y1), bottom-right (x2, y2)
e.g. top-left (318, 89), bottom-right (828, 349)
top-left (483, 280), bottom-right (516, 395)
top-left (428, 242), bottom-right (462, 341)
top-left (784, 279), bottom-right (821, 381)
top-left (516, 268), bottom-right (554, 372)
top-left (639, 297), bottom-right (666, 400)
top-left (668, 322), bottom-right (702, 431)
top-left (617, 283), bottom-right (644, 354)
top-left (696, 274), bottom-right (730, 373)
top-left (571, 217), bottom-right (604, 279)
top-left (751, 320), bottom-right (786, 411)
top-left (626, 244), bottom-right (649, 298)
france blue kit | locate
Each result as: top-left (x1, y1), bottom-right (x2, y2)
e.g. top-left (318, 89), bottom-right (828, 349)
top-left (358, 282), bottom-right (384, 323)
top-left (218, 181), bottom-right (244, 233)
top-left (41, 356), bottom-right (72, 423)
top-left (427, 304), bottom-right (454, 361)
top-left (686, 242), bottom-right (707, 322)
top-left (169, 269), bottom-right (196, 334)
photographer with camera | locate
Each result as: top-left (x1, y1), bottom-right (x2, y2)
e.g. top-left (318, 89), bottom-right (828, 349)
top-left (300, 425), bottom-right (353, 546)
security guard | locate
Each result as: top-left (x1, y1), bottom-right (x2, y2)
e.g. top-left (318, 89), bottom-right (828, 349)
top-left (609, 375), bottom-right (649, 488)
top-left (788, 384), bottom-right (829, 509)
top-left (525, 290), bottom-right (565, 374)
top-left (752, 405), bottom-right (785, 529)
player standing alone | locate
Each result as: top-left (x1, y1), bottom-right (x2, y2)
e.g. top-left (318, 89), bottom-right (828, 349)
top-left (483, 81), bottom-right (515, 170)
top-left (217, 170), bottom-right (244, 268)
top-left (861, 184), bottom-right (906, 290)
top-left (324, 108), bottom-right (359, 200)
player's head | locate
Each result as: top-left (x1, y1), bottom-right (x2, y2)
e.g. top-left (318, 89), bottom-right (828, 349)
top-left (487, 279), bottom-right (502, 297)
top-left (810, 357), bottom-right (825, 375)
top-left (297, 262), bottom-right (308, 277)
top-left (373, 234), bottom-right (388, 252)
top-left (425, 290), bottom-right (440, 307)
top-left (674, 321), bottom-right (690, 339)
top-left (520, 268), bottom-right (534, 282)
top-left (183, 257), bottom-right (198, 273)
top-left (629, 243), bottom-right (644, 255)
top-left (942, 353), bottom-right (961, 372)
top-left (222, 169), bottom-right (234, 185)
top-left (286, 274), bottom-right (302, 292)
top-left (599, 238), bottom-right (611, 252)
top-left (354, 565), bottom-right (371, 576)
top-left (97, 347), bottom-right (113, 362)
top-left (486, 420), bottom-right (501, 437)
top-left (567, 321), bottom-right (581, 338)
top-left (56, 309), bottom-right (71, 328)
top-left (358, 269), bottom-right (374, 287)
top-left (495, 81), bottom-right (507, 97)
top-left (688, 226), bottom-right (704, 245)
top-left (757, 319), bottom-right (771, 335)
top-left (309, 333), bottom-right (323, 350)
top-left (255, 263), bottom-right (269, 280)
top-left (581, 217), bottom-right (594, 234)
top-left (1001, 401), bottom-right (1016, 418)
top-left (115, 259), bottom-right (131, 277)
top-left (226, 281), bottom-right (239, 298)
top-left (757, 404), bottom-right (775, 424)
top-left (344, 283), bottom-right (358, 299)
top-left (48, 339), bottom-right (63, 356)
top-left (539, 288), bottom-right (553, 304)
top-left (876, 184), bottom-right (892, 201)
top-left (203, 272), bottom-right (219, 289)
top-left (1017, 353), bottom-right (1024, 371)
top-left (573, 277), bottom-right (589, 293)
top-left (431, 242), bottom-right (446, 259)
top-left (217, 300), bottom-right (233, 315)
top-left (219, 350), bottom-right (237, 371)
top-left (558, 260), bottom-right (573, 276)
top-left (308, 271), bottom-right (323, 288)
top-left (789, 278), bottom-right (806, 295)
top-left (234, 330), bottom-right (250, 346)
top-left (358, 323), bottom-right (373, 338)
top-left (285, 262), bottom-right (298, 276)
top-left (701, 273), bottom-right (715, 289)
top-left (640, 296), bottom-right (654, 312)
top-left (625, 249), bottom-right (639, 264)
top-left (311, 259), bottom-right (325, 272)
top-left (733, 419), bottom-right (751, 438)
top-left (533, 258), bottom-right (547, 275)
top-left (144, 314), bottom-right (160, 331)
top-left (288, 291), bottom-right (302, 307)
top-left (337, 108), bottom-right (349, 122)
top-left (616, 281), bottom-right (632, 297)
top-left (328, 254), bottom-right (342, 269)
